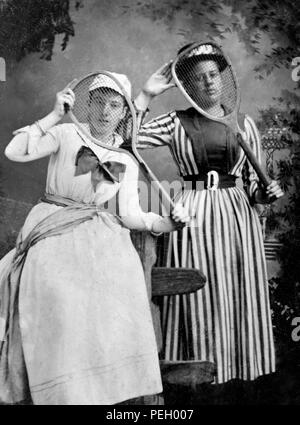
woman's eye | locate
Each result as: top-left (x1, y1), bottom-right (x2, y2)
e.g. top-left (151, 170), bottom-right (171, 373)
top-left (94, 101), bottom-right (104, 107)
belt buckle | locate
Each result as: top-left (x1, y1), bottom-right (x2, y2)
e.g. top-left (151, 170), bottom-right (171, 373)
top-left (206, 170), bottom-right (219, 190)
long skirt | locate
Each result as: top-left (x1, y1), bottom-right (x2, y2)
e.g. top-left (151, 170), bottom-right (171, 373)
top-left (0, 202), bottom-right (162, 404)
top-left (161, 187), bottom-right (275, 384)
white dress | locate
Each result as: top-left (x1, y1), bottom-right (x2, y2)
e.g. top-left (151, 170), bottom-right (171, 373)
top-left (0, 123), bottom-right (162, 405)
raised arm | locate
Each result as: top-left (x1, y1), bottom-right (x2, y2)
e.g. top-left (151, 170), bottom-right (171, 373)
top-left (134, 61), bottom-right (175, 112)
top-left (5, 85), bottom-right (75, 162)
top-left (133, 62), bottom-right (178, 148)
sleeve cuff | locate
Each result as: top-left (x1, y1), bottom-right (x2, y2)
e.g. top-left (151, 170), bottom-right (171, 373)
top-left (140, 211), bottom-right (162, 235)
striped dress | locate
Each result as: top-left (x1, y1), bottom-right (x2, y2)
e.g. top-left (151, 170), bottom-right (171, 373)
top-left (138, 110), bottom-right (275, 384)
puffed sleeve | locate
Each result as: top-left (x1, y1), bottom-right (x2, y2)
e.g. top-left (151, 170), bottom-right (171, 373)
top-left (8, 124), bottom-right (60, 160)
top-left (137, 111), bottom-right (177, 148)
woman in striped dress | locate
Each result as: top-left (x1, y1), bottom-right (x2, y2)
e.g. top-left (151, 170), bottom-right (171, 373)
top-left (134, 54), bottom-right (284, 386)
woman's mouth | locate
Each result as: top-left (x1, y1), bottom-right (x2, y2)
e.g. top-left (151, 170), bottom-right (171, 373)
top-left (207, 88), bottom-right (217, 95)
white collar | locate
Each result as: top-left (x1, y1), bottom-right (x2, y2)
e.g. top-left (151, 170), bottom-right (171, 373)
top-left (75, 124), bottom-right (124, 148)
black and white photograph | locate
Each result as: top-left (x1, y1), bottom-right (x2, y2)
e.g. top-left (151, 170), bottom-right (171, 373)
top-left (0, 0), bottom-right (299, 408)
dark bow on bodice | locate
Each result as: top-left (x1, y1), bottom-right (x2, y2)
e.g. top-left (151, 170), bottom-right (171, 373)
top-left (75, 146), bottom-right (126, 191)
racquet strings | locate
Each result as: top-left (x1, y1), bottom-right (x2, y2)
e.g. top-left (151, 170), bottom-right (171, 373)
top-left (70, 73), bottom-right (133, 147)
top-left (174, 43), bottom-right (271, 188)
top-left (174, 43), bottom-right (237, 116)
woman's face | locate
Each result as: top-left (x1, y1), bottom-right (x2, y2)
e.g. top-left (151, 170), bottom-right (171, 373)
top-left (186, 60), bottom-right (223, 108)
top-left (88, 89), bottom-right (126, 138)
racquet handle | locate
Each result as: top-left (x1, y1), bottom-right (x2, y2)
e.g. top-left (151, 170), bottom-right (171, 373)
top-left (237, 133), bottom-right (271, 188)
top-left (64, 103), bottom-right (70, 114)
top-left (139, 161), bottom-right (176, 211)
top-left (63, 79), bottom-right (77, 114)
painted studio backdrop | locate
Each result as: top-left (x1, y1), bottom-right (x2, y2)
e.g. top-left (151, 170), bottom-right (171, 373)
top-left (0, 0), bottom-right (299, 403)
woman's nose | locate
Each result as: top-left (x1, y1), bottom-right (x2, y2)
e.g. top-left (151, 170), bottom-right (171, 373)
top-left (204, 75), bottom-right (213, 85)
top-left (101, 102), bottom-right (111, 116)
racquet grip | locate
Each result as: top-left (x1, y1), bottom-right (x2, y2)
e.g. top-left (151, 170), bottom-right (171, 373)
top-left (237, 133), bottom-right (270, 188)
top-left (64, 103), bottom-right (70, 114)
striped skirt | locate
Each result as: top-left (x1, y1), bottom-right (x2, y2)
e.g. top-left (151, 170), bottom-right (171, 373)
top-left (161, 187), bottom-right (275, 384)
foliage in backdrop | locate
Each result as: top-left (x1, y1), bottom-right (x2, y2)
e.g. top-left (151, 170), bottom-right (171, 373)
top-left (123, 0), bottom-right (300, 81)
top-left (0, 0), bottom-right (83, 61)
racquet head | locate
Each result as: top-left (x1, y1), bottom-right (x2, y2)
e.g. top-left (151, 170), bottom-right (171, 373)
top-left (67, 71), bottom-right (136, 151)
top-left (172, 42), bottom-right (240, 125)
top-left (172, 41), bottom-right (270, 188)
top-left (67, 71), bottom-right (176, 209)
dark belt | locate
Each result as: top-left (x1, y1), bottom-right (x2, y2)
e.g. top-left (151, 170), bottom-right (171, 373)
top-left (183, 172), bottom-right (236, 190)
top-left (39, 194), bottom-right (91, 208)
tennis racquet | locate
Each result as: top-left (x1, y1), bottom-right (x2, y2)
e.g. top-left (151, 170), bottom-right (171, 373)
top-left (65, 71), bottom-right (175, 210)
top-left (171, 42), bottom-right (271, 188)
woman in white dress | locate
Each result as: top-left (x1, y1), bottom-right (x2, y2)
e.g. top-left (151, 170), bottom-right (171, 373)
top-left (0, 73), bottom-right (189, 405)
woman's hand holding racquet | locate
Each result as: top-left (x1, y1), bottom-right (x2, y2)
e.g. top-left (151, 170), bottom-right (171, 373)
top-left (53, 84), bottom-right (75, 120)
top-left (255, 180), bottom-right (284, 204)
top-left (171, 202), bottom-right (190, 229)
